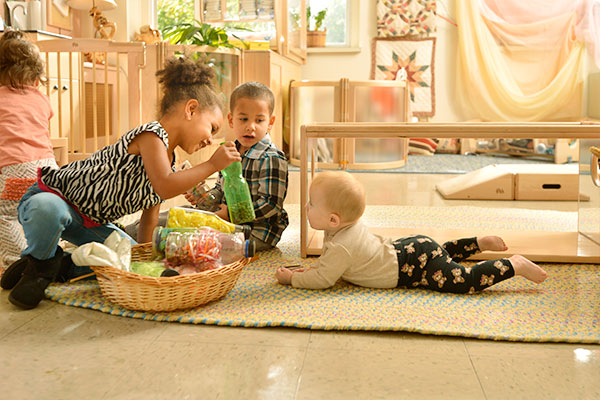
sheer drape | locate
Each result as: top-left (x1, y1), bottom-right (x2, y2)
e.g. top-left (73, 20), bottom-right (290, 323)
top-left (456, 0), bottom-right (600, 121)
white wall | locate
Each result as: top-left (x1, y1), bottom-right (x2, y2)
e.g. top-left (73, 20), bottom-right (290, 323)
top-left (301, 1), bottom-right (375, 81)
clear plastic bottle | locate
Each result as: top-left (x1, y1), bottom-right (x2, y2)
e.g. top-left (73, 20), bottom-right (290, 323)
top-left (221, 161), bottom-right (256, 224)
top-left (188, 182), bottom-right (221, 212)
top-left (152, 225), bottom-right (251, 259)
top-left (166, 207), bottom-right (251, 238)
top-left (164, 228), bottom-right (256, 268)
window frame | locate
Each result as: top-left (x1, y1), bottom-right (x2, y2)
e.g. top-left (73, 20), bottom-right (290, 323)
top-left (306, 0), bottom-right (360, 53)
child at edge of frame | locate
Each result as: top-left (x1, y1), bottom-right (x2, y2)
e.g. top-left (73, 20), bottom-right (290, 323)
top-left (0, 30), bottom-right (59, 269)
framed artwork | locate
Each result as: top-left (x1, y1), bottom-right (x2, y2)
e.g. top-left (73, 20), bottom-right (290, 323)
top-left (47, 0), bottom-right (72, 31)
top-left (377, 0), bottom-right (437, 37)
top-left (371, 36), bottom-right (436, 117)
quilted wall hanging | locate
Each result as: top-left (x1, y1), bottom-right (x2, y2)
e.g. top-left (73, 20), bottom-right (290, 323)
top-left (377, 0), bottom-right (437, 37)
top-left (371, 37), bottom-right (436, 117)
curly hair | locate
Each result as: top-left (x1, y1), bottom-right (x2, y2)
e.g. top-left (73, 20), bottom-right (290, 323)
top-left (0, 30), bottom-right (45, 89)
top-left (229, 81), bottom-right (275, 115)
top-left (155, 56), bottom-right (224, 117)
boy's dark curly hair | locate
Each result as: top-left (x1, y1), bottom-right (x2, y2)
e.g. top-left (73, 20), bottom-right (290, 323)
top-left (229, 81), bottom-right (275, 115)
top-left (0, 30), bottom-right (45, 89)
top-left (155, 56), bottom-right (224, 117)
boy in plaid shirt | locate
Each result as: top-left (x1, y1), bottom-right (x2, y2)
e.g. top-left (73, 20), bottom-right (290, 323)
top-left (204, 82), bottom-right (289, 251)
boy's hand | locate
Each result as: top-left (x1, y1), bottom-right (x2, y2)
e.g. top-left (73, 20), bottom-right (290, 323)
top-left (215, 204), bottom-right (229, 220)
top-left (276, 267), bottom-right (294, 285)
top-left (208, 141), bottom-right (241, 171)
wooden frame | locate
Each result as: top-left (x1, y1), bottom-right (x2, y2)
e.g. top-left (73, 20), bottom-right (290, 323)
top-left (289, 79), bottom-right (411, 170)
top-left (46, 0), bottom-right (72, 31)
top-left (299, 121), bottom-right (600, 263)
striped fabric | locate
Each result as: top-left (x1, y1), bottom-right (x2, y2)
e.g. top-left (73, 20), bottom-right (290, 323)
top-left (0, 158), bottom-right (58, 266)
top-left (40, 121), bottom-right (174, 225)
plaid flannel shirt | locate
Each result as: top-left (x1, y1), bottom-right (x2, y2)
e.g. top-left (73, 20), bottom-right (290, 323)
top-left (210, 137), bottom-right (289, 246)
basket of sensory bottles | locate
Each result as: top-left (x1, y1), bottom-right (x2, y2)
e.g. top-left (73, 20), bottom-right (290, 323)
top-left (91, 208), bottom-right (255, 312)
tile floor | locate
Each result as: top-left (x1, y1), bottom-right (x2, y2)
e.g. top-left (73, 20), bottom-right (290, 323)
top-left (1, 170), bottom-right (599, 400)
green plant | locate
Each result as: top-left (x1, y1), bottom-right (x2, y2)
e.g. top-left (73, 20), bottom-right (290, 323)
top-left (307, 6), bottom-right (327, 32)
top-left (160, 20), bottom-right (249, 87)
top-left (161, 20), bottom-right (243, 49)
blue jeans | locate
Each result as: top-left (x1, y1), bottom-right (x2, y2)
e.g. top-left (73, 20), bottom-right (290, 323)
top-left (18, 183), bottom-right (136, 278)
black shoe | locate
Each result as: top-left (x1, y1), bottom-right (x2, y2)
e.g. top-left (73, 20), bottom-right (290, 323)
top-left (1, 250), bottom-right (73, 289)
top-left (9, 247), bottom-right (64, 310)
top-left (1, 256), bottom-right (31, 290)
top-left (55, 253), bottom-right (75, 283)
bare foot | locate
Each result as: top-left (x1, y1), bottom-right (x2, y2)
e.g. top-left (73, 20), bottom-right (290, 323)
top-left (477, 236), bottom-right (508, 252)
top-left (509, 254), bottom-right (547, 284)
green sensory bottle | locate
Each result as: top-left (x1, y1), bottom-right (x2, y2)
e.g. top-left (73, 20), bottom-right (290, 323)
top-left (221, 161), bottom-right (256, 224)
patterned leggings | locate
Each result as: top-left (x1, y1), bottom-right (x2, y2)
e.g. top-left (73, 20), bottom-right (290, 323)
top-left (394, 235), bottom-right (514, 294)
top-left (0, 159), bottom-right (58, 267)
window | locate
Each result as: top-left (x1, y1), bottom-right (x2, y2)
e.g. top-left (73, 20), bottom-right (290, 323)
top-left (307, 0), bottom-right (358, 48)
top-left (157, 0), bottom-right (195, 32)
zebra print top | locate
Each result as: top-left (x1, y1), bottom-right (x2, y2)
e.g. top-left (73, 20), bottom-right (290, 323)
top-left (39, 121), bottom-right (174, 225)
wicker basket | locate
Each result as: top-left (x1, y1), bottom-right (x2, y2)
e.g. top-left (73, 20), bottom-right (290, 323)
top-left (91, 243), bottom-right (249, 312)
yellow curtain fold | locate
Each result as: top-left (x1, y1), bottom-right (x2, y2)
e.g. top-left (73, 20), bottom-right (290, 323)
top-left (457, 0), bottom-right (585, 121)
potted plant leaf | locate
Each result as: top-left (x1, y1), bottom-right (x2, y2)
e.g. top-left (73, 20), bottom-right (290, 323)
top-left (161, 20), bottom-right (248, 87)
top-left (307, 7), bottom-right (327, 48)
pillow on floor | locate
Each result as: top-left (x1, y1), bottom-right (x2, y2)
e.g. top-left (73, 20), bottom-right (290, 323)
top-left (409, 138), bottom-right (438, 155)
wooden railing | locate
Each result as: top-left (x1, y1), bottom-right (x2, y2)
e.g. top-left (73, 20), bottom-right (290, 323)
top-left (35, 39), bottom-right (146, 161)
top-left (35, 39), bottom-right (242, 166)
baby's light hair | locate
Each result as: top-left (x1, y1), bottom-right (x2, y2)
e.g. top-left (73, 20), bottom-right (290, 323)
top-left (311, 171), bottom-right (366, 223)
top-left (0, 30), bottom-right (45, 89)
top-left (229, 81), bottom-right (275, 115)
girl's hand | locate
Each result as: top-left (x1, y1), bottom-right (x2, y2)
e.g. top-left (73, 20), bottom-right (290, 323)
top-left (184, 181), bottom-right (204, 206)
top-left (184, 191), bottom-right (198, 206)
top-left (208, 141), bottom-right (241, 171)
top-left (276, 267), bottom-right (294, 285)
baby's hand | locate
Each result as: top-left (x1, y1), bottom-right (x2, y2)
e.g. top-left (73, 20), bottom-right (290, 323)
top-left (276, 267), bottom-right (294, 285)
top-left (209, 141), bottom-right (241, 171)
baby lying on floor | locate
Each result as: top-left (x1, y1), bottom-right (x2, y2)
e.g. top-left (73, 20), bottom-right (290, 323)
top-left (275, 171), bottom-right (547, 294)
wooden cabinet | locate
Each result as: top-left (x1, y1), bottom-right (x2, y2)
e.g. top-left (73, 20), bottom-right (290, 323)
top-left (200, 0), bottom-right (307, 64)
top-left (242, 50), bottom-right (302, 152)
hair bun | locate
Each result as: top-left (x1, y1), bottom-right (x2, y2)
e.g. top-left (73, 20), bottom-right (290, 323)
top-left (157, 56), bottom-right (215, 89)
